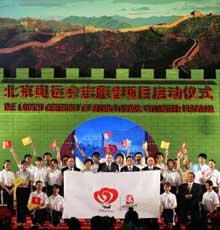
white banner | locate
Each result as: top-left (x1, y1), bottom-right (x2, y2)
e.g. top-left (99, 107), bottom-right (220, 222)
top-left (63, 171), bottom-right (160, 218)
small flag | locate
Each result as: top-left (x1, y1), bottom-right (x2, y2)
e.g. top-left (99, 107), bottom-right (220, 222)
top-left (22, 136), bottom-right (32, 146)
top-left (2, 140), bottom-right (12, 149)
top-left (103, 131), bottom-right (112, 140)
top-left (27, 196), bottom-right (41, 211)
top-left (181, 142), bottom-right (188, 151)
top-left (160, 141), bottom-right (170, 150)
top-left (75, 156), bottom-right (85, 170)
top-left (13, 177), bottom-right (23, 187)
top-left (73, 135), bottom-right (78, 143)
top-left (27, 203), bottom-right (38, 211)
top-left (121, 139), bottom-right (131, 148)
top-left (143, 141), bottom-right (148, 150)
top-left (31, 196), bottom-right (41, 205)
top-left (50, 140), bottom-right (57, 150)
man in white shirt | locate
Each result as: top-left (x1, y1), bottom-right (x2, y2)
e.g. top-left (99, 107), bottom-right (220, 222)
top-left (32, 157), bottom-right (48, 191)
top-left (134, 152), bottom-right (146, 170)
top-left (203, 159), bottom-right (220, 195)
top-left (48, 184), bottom-right (64, 226)
top-left (202, 180), bottom-right (220, 213)
top-left (162, 159), bottom-right (182, 195)
top-left (193, 153), bottom-right (209, 194)
top-left (201, 180), bottom-right (220, 229)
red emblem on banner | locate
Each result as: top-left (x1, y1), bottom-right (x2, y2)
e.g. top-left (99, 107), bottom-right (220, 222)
top-left (94, 187), bottom-right (118, 208)
top-left (126, 195), bottom-right (134, 205)
top-left (103, 144), bottom-right (118, 155)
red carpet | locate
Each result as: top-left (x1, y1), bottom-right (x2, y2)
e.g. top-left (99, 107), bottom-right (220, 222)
top-left (7, 214), bottom-right (215, 229)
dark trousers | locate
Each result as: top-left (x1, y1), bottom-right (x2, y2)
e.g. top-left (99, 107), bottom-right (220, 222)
top-left (32, 208), bottom-right (49, 225)
top-left (179, 200), bottom-right (201, 225)
top-left (47, 185), bottom-right (53, 197)
top-left (2, 186), bottom-right (13, 212)
top-left (16, 187), bottom-right (30, 223)
top-left (50, 210), bottom-right (62, 226)
top-left (162, 209), bottom-right (174, 225)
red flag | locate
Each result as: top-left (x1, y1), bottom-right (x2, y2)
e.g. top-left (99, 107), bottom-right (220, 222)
top-left (177, 151), bottom-right (183, 159)
top-left (103, 131), bottom-right (112, 140)
top-left (121, 139), bottom-right (131, 148)
top-left (181, 142), bottom-right (188, 151)
top-left (2, 140), bottom-right (12, 149)
top-left (31, 196), bottom-right (41, 205)
top-left (50, 140), bottom-right (57, 150)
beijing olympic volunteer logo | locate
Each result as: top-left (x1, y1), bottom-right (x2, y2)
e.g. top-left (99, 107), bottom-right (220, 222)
top-left (94, 187), bottom-right (118, 209)
top-left (126, 194), bottom-right (134, 205)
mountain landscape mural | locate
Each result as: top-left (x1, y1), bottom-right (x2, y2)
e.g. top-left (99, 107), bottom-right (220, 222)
top-left (0, 0), bottom-right (219, 77)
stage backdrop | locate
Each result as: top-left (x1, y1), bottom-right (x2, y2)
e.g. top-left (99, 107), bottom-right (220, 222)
top-left (63, 171), bottom-right (160, 219)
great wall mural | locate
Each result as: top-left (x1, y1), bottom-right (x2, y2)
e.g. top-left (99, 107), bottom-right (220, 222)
top-left (0, 0), bottom-right (220, 77)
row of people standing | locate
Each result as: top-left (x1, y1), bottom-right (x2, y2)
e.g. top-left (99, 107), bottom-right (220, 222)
top-left (0, 143), bottom-right (220, 227)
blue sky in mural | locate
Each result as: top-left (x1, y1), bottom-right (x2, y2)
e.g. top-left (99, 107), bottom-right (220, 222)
top-left (73, 116), bottom-right (147, 160)
top-left (0, 0), bottom-right (219, 19)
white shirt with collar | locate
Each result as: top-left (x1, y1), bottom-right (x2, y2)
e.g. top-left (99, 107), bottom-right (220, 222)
top-left (135, 163), bottom-right (146, 170)
top-left (25, 164), bottom-right (36, 178)
top-left (48, 169), bottom-right (62, 186)
top-left (128, 166), bottom-right (133, 171)
top-left (32, 167), bottom-right (48, 187)
top-left (0, 169), bottom-right (15, 186)
top-left (160, 192), bottom-right (177, 209)
top-left (28, 190), bottom-right (49, 206)
top-left (194, 164), bottom-right (209, 185)
top-left (15, 170), bottom-right (31, 187)
top-left (202, 190), bottom-right (220, 212)
top-left (163, 169), bottom-right (182, 186)
top-left (48, 194), bottom-right (64, 211)
top-left (205, 169), bottom-right (220, 187)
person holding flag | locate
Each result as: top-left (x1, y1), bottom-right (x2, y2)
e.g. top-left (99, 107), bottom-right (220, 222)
top-left (15, 159), bottom-right (31, 226)
top-left (28, 180), bottom-right (49, 226)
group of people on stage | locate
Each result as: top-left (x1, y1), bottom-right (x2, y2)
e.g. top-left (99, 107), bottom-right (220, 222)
top-left (0, 143), bottom-right (220, 229)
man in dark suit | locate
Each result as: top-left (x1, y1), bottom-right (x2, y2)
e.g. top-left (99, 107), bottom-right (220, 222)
top-left (121, 156), bottom-right (140, 172)
top-left (61, 156), bottom-right (81, 174)
top-left (98, 154), bottom-right (119, 172)
top-left (178, 172), bottom-right (202, 227)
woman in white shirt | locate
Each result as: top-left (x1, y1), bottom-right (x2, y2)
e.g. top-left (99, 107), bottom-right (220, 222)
top-left (28, 180), bottom-right (49, 226)
top-left (47, 159), bottom-right (62, 196)
top-left (0, 160), bottom-right (15, 212)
